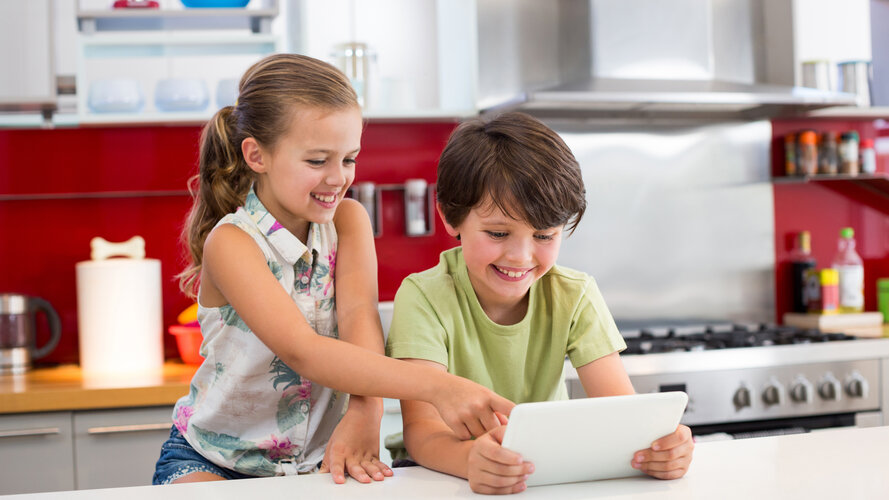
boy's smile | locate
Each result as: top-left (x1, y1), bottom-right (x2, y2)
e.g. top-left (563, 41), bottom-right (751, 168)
top-left (441, 198), bottom-right (563, 324)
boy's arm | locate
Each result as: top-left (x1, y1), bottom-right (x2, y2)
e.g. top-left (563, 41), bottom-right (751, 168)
top-left (401, 358), bottom-right (531, 494)
top-left (575, 352), bottom-right (635, 397)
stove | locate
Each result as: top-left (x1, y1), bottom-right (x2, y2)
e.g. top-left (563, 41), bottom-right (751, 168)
top-left (566, 323), bottom-right (889, 439)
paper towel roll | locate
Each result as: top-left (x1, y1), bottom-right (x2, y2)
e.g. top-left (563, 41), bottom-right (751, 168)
top-left (76, 258), bottom-right (164, 376)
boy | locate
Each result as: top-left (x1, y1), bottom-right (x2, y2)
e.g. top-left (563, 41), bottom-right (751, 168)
top-left (385, 112), bottom-right (693, 495)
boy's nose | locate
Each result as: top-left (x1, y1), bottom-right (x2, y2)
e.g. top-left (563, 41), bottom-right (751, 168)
top-left (504, 238), bottom-right (533, 263)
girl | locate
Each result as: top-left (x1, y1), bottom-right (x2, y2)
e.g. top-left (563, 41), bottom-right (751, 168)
top-left (152, 54), bottom-right (513, 486)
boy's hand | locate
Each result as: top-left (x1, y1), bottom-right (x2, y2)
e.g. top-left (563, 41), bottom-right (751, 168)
top-left (467, 414), bottom-right (534, 495)
top-left (432, 374), bottom-right (516, 440)
top-left (631, 424), bottom-right (694, 479)
top-left (320, 399), bottom-right (393, 484)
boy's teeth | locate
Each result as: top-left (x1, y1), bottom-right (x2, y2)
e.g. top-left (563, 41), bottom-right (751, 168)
top-left (496, 266), bottom-right (527, 278)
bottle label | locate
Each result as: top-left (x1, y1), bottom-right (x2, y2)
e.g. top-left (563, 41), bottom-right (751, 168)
top-left (836, 265), bottom-right (864, 308)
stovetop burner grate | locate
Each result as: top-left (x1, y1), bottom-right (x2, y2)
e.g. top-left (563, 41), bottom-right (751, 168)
top-left (625, 324), bottom-right (857, 355)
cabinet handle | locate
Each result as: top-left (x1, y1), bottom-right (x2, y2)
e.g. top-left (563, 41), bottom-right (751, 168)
top-left (0, 427), bottom-right (61, 438)
top-left (87, 423), bottom-right (171, 435)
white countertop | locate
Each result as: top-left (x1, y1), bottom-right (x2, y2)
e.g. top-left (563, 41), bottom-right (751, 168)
top-left (7, 425), bottom-right (889, 499)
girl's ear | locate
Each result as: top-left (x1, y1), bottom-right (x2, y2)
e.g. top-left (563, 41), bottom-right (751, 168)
top-left (436, 202), bottom-right (460, 239)
top-left (242, 137), bottom-right (266, 173)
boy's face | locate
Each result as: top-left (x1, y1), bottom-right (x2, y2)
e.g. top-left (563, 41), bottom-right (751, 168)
top-left (441, 197), bottom-right (563, 319)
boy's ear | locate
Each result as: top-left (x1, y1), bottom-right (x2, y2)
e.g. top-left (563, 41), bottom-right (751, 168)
top-left (242, 137), bottom-right (266, 173)
top-left (435, 202), bottom-right (460, 239)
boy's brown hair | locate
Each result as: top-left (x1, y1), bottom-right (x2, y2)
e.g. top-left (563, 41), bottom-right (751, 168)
top-left (436, 111), bottom-right (586, 233)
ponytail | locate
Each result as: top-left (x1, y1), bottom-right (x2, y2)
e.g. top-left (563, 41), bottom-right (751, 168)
top-left (177, 106), bottom-right (254, 297)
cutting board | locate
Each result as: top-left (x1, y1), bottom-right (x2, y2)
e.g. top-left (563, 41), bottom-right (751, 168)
top-left (783, 312), bottom-right (885, 337)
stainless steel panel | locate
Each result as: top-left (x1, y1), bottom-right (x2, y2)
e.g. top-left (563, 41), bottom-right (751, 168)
top-left (554, 120), bottom-right (775, 324)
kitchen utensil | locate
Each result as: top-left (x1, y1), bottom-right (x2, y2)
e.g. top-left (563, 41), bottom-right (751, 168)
top-left (801, 60), bottom-right (832, 91)
top-left (838, 60), bottom-right (873, 107)
top-left (330, 42), bottom-right (376, 108)
top-left (154, 78), bottom-right (209, 112)
top-left (0, 294), bottom-right (61, 374)
top-left (88, 79), bottom-right (144, 113)
top-left (168, 324), bottom-right (204, 365)
top-left (215, 78), bottom-right (238, 108)
top-left (404, 179), bottom-right (429, 236)
top-left (76, 236), bottom-right (163, 377)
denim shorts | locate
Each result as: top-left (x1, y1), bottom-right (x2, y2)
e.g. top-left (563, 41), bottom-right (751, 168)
top-left (152, 426), bottom-right (255, 484)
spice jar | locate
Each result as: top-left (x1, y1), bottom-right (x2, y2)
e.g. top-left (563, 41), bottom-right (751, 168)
top-left (784, 133), bottom-right (797, 176)
top-left (806, 268), bottom-right (839, 314)
top-left (839, 130), bottom-right (860, 175)
top-left (861, 138), bottom-right (876, 175)
top-left (818, 131), bottom-right (838, 175)
top-left (798, 130), bottom-right (818, 176)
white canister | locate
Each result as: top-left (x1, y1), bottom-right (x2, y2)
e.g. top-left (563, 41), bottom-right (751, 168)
top-left (75, 236), bottom-right (164, 377)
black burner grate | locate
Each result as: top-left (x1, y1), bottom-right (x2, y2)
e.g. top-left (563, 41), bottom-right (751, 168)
top-left (624, 324), bottom-right (857, 355)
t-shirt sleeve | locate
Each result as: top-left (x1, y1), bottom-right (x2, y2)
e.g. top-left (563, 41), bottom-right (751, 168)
top-left (565, 278), bottom-right (627, 368)
top-left (385, 278), bottom-right (450, 367)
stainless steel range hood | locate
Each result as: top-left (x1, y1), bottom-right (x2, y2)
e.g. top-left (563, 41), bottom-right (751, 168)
top-left (476, 0), bottom-right (857, 121)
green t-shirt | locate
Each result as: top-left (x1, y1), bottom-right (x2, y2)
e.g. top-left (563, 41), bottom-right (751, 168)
top-left (386, 247), bottom-right (626, 404)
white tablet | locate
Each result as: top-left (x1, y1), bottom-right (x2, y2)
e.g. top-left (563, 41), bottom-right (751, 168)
top-left (500, 391), bottom-right (688, 487)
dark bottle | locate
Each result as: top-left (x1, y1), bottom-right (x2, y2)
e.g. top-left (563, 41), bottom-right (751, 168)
top-left (818, 131), bottom-right (838, 175)
top-left (790, 231), bottom-right (816, 313)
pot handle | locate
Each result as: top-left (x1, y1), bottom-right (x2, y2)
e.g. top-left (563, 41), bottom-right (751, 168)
top-left (30, 296), bottom-right (61, 359)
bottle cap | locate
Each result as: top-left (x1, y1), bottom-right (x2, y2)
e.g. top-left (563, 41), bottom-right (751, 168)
top-left (840, 227), bottom-right (854, 239)
top-left (799, 131), bottom-right (817, 144)
top-left (798, 231), bottom-right (811, 252)
top-left (861, 138), bottom-right (874, 148)
top-left (821, 268), bottom-right (839, 285)
top-left (840, 130), bottom-right (860, 142)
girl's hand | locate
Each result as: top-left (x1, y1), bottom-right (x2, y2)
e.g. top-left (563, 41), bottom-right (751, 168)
top-left (319, 397), bottom-right (393, 484)
top-left (631, 424), bottom-right (694, 479)
top-left (432, 375), bottom-right (516, 440)
top-left (467, 415), bottom-right (534, 495)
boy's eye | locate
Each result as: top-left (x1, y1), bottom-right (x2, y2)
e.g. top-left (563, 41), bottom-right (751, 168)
top-left (534, 233), bottom-right (555, 241)
top-left (485, 231), bottom-right (508, 239)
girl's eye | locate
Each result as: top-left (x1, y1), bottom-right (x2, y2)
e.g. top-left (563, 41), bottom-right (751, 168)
top-left (307, 159), bottom-right (325, 166)
top-left (344, 158), bottom-right (357, 166)
top-left (485, 231), bottom-right (508, 239)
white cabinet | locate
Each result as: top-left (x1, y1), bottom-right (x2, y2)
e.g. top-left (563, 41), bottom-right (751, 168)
top-left (0, 407), bottom-right (173, 495)
top-left (0, 412), bottom-right (75, 495)
top-left (73, 406), bottom-right (173, 490)
top-left (74, 0), bottom-right (281, 124)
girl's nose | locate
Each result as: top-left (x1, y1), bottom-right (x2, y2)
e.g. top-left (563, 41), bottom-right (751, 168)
top-left (327, 165), bottom-right (347, 187)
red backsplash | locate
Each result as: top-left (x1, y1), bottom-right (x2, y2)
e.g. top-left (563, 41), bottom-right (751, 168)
top-left (771, 117), bottom-right (889, 322)
top-left (0, 121), bottom-right (458, 366)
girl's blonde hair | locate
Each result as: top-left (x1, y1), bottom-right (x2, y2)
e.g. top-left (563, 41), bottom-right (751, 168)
top-left (178, 53), bottom-right (358, 297)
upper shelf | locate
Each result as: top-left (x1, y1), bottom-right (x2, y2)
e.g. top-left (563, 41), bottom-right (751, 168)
top-left (77, 2), bottom-right (279, 34)
top-left (805, 107), bottom-right (889, 119)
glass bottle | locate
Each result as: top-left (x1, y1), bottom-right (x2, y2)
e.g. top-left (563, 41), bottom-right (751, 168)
top-left (798, 130), bottom-right (818, 176)
top-left (818, 131), bottom-right (838, 175)
top-left (790, 231), bottom-right (816, 313)
top-left (839, 131), bottom-right (860, 175)
top-left (832, 227), bottom-right (864, 313)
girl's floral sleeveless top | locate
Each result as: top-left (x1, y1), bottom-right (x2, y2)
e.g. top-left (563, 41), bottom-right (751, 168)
top-left (173, 188), bottom-right (345, 476)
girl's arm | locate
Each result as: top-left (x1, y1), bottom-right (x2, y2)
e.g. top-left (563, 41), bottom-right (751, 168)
top-left (400, 359), bottom-right (531, 495)
top-left (576, 352), bottom-right (693, 479)
top-left (200, 220), bottom-right (513, 439)
top-left (320, 198), bottom-right (390, 483)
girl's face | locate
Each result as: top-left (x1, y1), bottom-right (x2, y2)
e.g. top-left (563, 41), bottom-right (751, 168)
top-left (248, 105), bottom-right (363, 242)
top-left (441, 197), bottom-right (564, 324)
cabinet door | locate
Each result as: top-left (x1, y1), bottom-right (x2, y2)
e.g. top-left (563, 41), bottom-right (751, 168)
top-left (0, 412), bottom-right (75, 494)
top-left (73, 406), bottom-right (173, 490)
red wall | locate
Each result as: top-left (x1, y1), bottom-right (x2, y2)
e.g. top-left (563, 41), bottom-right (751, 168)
top-left (771, 118), bottom-right (889, 322)
top-left (0, 121), bottom-right (458, 366)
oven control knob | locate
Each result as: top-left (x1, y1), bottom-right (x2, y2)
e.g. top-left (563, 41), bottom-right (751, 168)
top-left (845, 372), bottom-right (869, 398)
top-left (733, 386), bottom-right (751, 409)
top-left (761, 379), bottom-right (783, 406)
top-left (789, 377), bottom-right (813, 404)
top-left (818, 374), bottom-right (842, 401)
